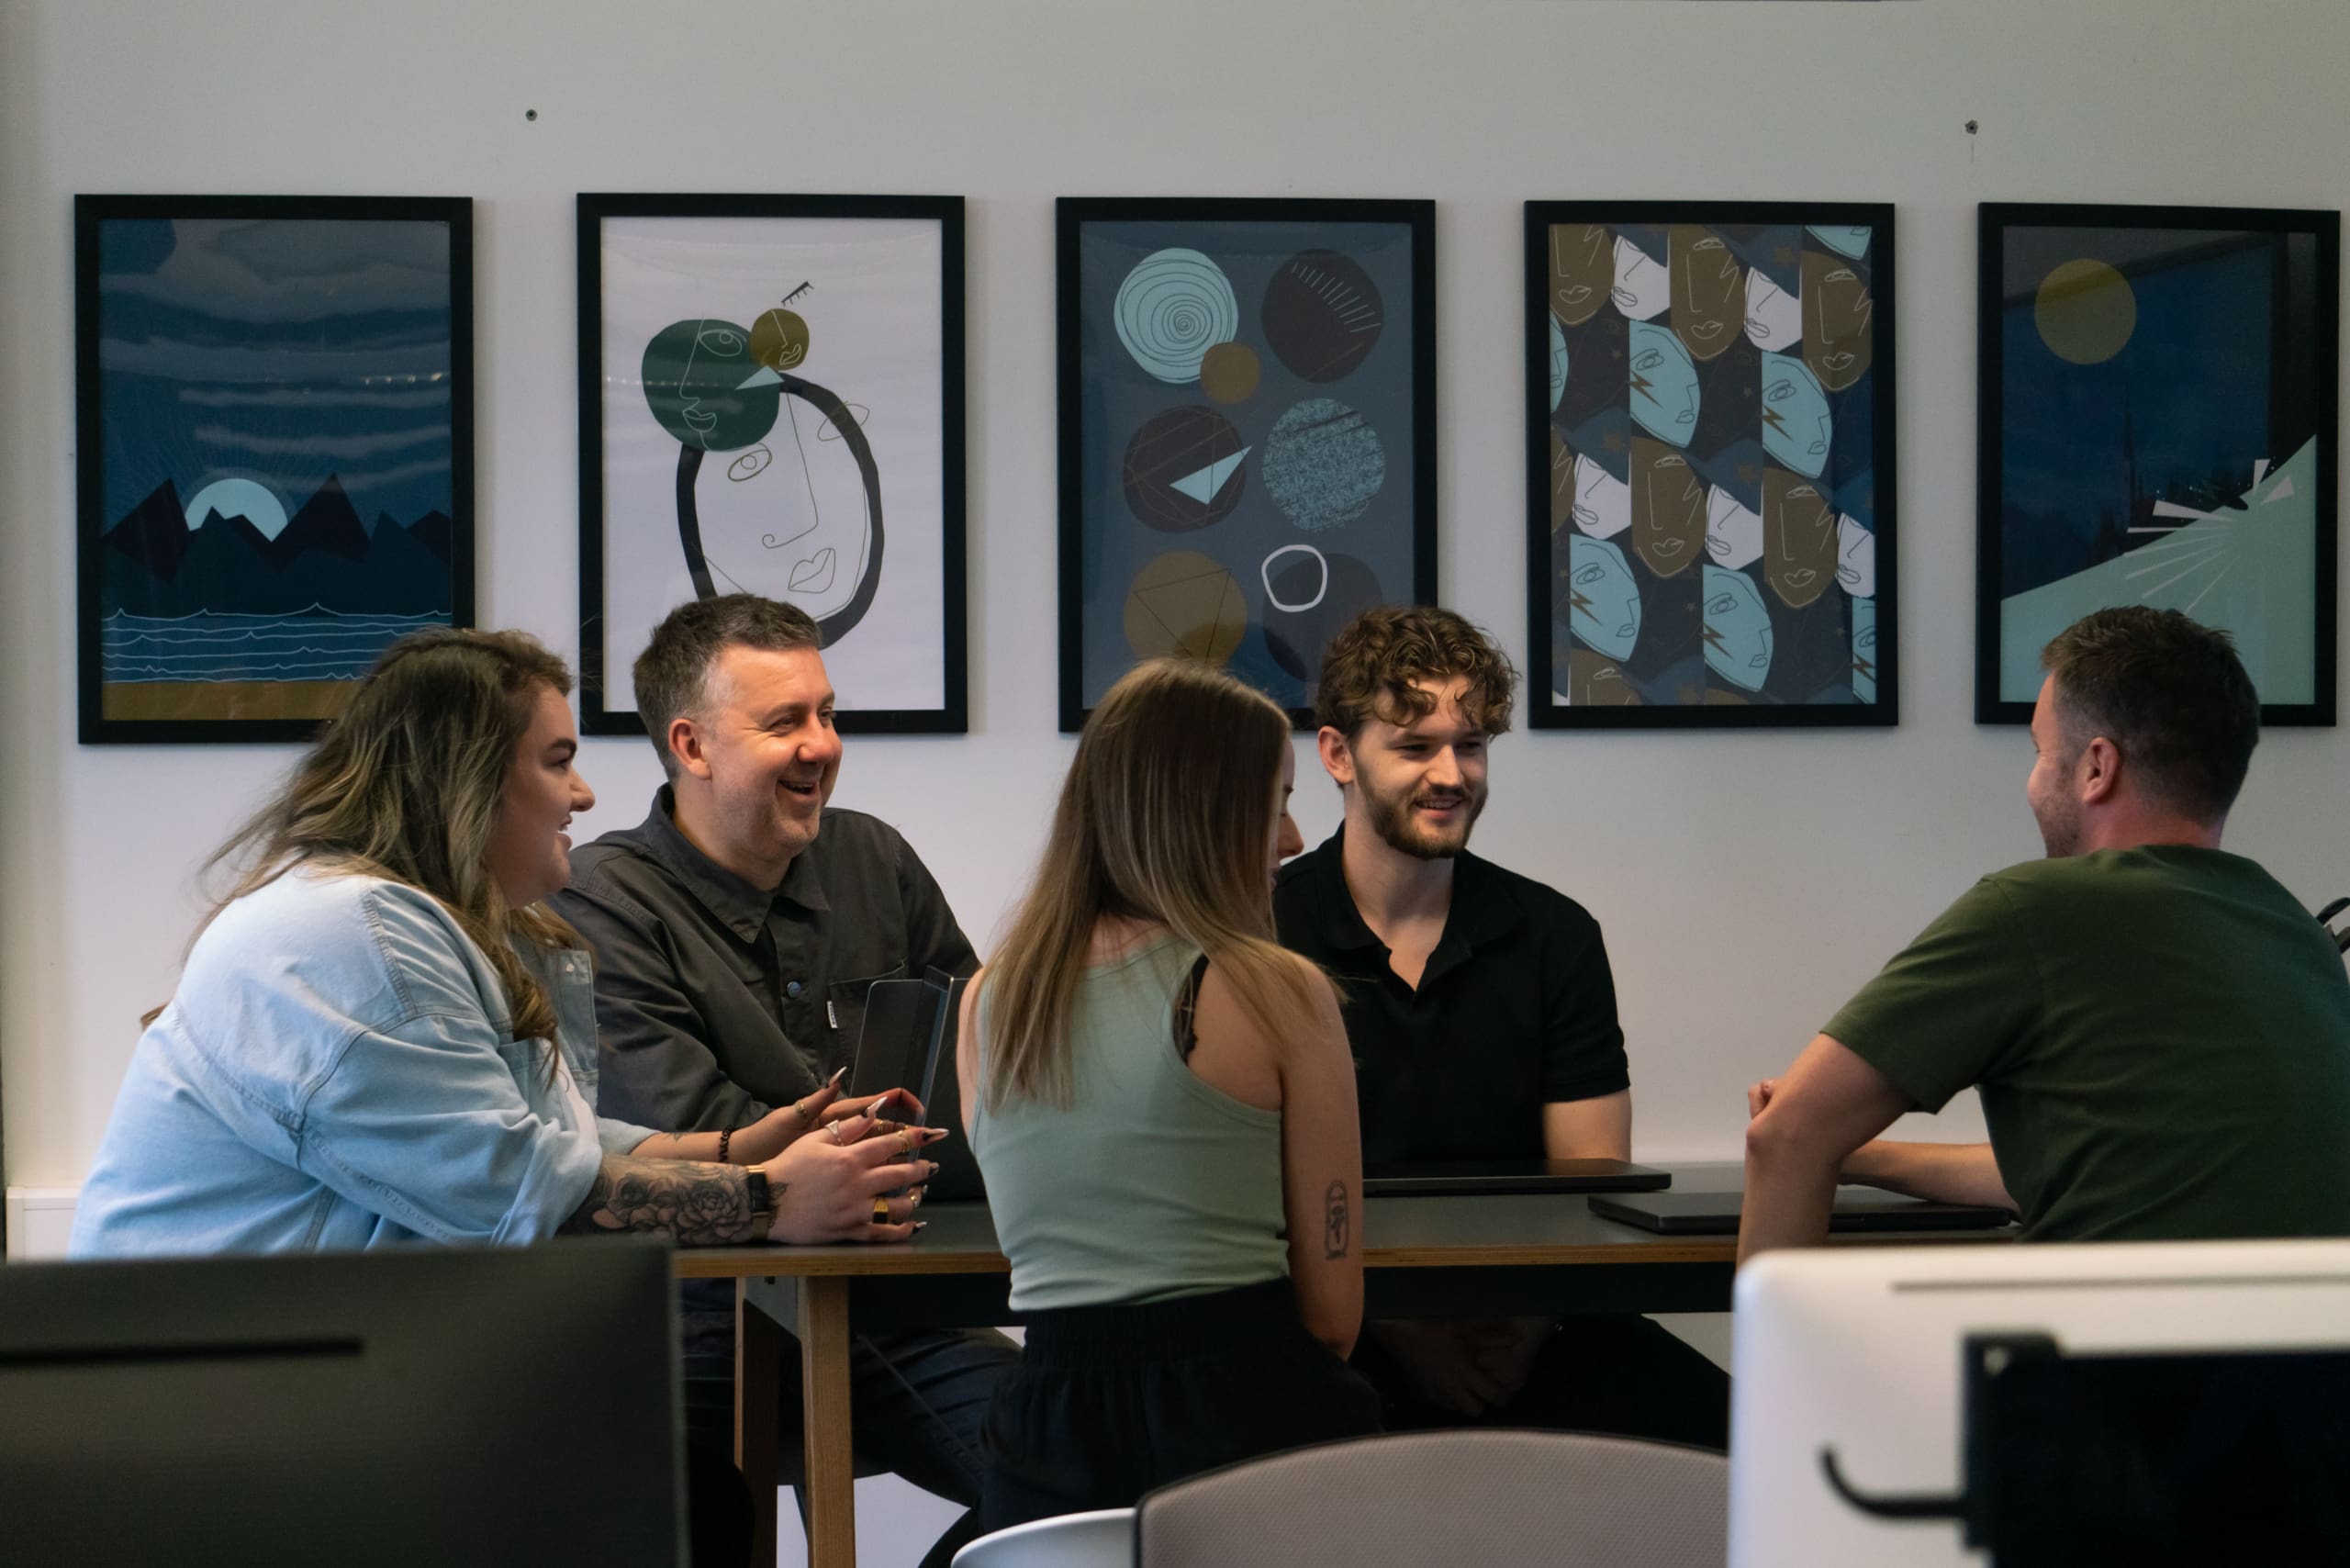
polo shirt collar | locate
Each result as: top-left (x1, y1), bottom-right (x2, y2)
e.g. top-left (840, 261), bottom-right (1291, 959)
top-left (1297, 824), bottom-right (1523, 957)
top-left (638, 786), bottom-right (831, 943)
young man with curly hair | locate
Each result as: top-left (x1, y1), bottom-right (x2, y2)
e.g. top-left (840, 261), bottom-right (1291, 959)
top-left (1274, 604), bottom-right (1728, 1449)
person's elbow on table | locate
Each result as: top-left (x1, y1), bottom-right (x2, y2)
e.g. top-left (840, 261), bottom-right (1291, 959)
top-left (1737, 1035), bottom-right (1908, 1267)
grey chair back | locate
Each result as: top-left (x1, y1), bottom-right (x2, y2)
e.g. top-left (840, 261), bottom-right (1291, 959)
top-left (1135, 1430), bottom-right (1727, 1568)
top-left (954, 1507), bottom-right (1136, 1568)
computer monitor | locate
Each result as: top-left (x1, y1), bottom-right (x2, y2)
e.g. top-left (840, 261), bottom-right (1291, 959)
top-left (1730, 1238), bottom-right (2350, 1567)
top-left (0, 1238), bottom-right (684, 1566)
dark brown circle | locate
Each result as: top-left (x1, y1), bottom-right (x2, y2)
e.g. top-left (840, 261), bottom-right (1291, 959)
top-left (1121, 406), bottom-right (1248, 532)
top-left (1262, 250), bottom-right (1385, 384)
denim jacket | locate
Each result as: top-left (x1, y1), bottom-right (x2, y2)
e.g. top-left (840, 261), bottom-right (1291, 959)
top-left (70, 868), bottom-right (658, 1257)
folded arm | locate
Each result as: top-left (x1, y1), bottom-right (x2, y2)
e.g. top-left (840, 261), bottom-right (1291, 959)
top-left (1738, 1033), bottom-right (1910, 1267)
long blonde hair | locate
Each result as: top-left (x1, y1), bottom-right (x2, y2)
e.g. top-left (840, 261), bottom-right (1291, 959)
top-left (979, 658), bottom-right (1334, 1109)
top-left (156, 628), bottom-right (580, 1048)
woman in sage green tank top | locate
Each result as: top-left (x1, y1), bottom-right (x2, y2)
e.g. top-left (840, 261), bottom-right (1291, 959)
top-left (958, 659), bottom-right (1380, 1531)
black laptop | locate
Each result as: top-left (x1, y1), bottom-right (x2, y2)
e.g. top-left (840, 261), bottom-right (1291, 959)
top-left (1363, 1159), bottom-right (1673, 1198)
top-left (1589, 1188), bottom-right (2015, 1235)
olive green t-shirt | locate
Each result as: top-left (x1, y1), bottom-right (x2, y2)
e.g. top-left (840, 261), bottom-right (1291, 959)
top-left (1825, 846), bottom-right (2350, 1243)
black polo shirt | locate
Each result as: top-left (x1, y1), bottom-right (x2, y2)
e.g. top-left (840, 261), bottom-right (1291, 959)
top-left (1273, 829), bottom-right (1630, 1165)
top-left (548, 787), bottom-right (975, 1134)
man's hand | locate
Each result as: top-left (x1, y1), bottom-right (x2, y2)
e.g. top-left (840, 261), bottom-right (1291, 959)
top-left (1369, 1319), bottom-right (1526, 1417)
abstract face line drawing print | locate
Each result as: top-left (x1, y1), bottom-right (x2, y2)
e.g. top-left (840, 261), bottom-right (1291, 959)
top-left (1528, 202), bottom-right (1896, 728)
top-left (1060, 199), bottom-right (1436, 731)
top-left (581, 196), bottom-right (965, 735)
top-left (1978, 204), bottom-right (2338, 724)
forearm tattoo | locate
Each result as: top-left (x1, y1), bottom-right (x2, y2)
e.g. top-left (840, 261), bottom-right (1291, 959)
top-left (1324, 1180), bottom-right (1351, 1260)
top-left (562, 1155), bottom-right (761, 1245)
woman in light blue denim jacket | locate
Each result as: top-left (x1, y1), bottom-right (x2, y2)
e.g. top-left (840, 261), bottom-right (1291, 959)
top-left (72, 629), bottom-right (946, 1258)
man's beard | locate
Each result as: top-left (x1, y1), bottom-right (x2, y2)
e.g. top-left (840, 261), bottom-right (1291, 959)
top-left (1362, 777), bottom-right (1484, 860)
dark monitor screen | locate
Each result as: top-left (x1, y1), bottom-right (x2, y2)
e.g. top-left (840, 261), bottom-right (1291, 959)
top-left (0, 1238), bottom-right (683, 1566)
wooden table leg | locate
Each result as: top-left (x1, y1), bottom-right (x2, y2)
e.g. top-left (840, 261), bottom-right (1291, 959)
top-left (736, 1278), bottom-right (781, 1568)
top-left (797, 1275), bottom-right (857, 1568)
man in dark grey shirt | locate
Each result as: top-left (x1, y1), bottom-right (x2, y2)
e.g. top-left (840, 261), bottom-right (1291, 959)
top-left (550, 595), bottom-right (1011, 1568)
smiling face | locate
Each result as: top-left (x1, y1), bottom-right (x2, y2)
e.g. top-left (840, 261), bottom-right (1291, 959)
top-left (1550, 224), bottom-right (1614, 326)
top-left (1565, 532), bottom-right (1642, 661)
top-left (1628, 320), bottom-right (1701, 446)
top-left (1761, 351), bottom-right (1833, 478)
top-left (1671, 227), bottom-right (1746, 362)
top-left (1630, 437), bottom-right (1707, 578)
top-left (486, 684), bottom-right (597, 910)
top-left (1801, 249), bottom-right (1875, 391)
top-left (1343, 677), bottom-right (1490, 861)
top-left (1762, 466), bottom-right (1840, 609)
top-left (671, 644), bottom-right (843, 888)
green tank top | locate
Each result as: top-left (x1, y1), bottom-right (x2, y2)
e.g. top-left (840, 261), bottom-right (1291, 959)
top-left (969, 935), bottom-right (1291, 1311)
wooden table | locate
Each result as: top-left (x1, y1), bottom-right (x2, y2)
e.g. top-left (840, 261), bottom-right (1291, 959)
top-left (677, 1185), bottom-right (2003, 1568)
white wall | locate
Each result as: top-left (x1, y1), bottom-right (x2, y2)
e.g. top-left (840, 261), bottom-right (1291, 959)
top-left (8, 0), bottom-right (2350, 1198)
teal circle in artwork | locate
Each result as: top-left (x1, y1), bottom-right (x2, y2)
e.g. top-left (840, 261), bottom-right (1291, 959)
top-left (1262, 398), bottom-right (1386, 532)
top-left (1113, 248), bottom-right (1239, 384)
top-left (642, 318), bottom-right (783, 452)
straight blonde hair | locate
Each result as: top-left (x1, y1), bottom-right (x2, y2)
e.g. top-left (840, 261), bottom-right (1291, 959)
top-left (154, 629), bottom-right (581, 1053)
top-left (979, 658), bottom-right (1335, 1110)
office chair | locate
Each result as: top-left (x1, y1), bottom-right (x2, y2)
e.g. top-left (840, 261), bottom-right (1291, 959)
top-left (1135, 1430), bottom-right (1726, 1568)
top-left (952, 1508), bottom-right (1136, 1568)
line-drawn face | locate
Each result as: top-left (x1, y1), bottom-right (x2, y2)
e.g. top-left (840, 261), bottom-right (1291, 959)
top-left (1565, 532), bottom-right (1642, 661)
top-left (1761, 351), bottom-right (1832, 478)
top-left (1801, 250), bottom-right (1874, 391)
top-left (1550, 313), bottom-right (1570, 411)
top-left (1762, 466), bottom-right (1840, 609)
top-left (1612, 236), bottom-right (1670, 320)
top-left (1628, 320), bottom-right (1700, 447)
top-left (1851, 595), bottom-right (1878, 703)
top-left (1702, 566), bottom-right (1774, 692)
top-left (693, 392), bottom-right (877, 623)
top-left (1744, 267), bottom-right (1801, 351)
top-left (1550, 224), bottom-right (1613, 327)
top-left (1630, 436), bottom-right (1707, 578)
top-left (1670, 227), bottom-right (1746, 363)
top-left (1558, 441), bottom-right (1630, 539)
top-left (1836, 515), bottom-right (1876, 599)
top-left (1704, 485), bottom-right (1763, 569)
top-left (1566, 647), bottom-right (1642, 706)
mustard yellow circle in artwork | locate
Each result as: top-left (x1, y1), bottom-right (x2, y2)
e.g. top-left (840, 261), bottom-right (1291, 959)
top-left (1123, 551), bottom-right (1248, 666)
top-left (2034, 258), bottom-right (2137, 365)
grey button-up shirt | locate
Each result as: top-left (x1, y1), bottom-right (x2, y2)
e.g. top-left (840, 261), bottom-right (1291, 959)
top-left (549, 788), bottom-right (976, 1133)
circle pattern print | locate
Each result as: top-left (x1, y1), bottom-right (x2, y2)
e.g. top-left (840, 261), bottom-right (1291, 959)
top-left (1114, 248), bottom-right (1240, 384)
top-left (1122, 406), bottom-right (1250, 532)
top-left (1261, 398), bottom-right (1384, 532)
top-left (1261, 250), bottom-right (1385, 383)
top-left (1124, 551), bottom-right (1249, 666)
top-left (1263, 551), bottom-right (1383, 683)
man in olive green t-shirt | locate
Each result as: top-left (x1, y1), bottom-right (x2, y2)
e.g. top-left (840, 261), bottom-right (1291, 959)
top-left (1740, 607), bottom-right (2350, 1264)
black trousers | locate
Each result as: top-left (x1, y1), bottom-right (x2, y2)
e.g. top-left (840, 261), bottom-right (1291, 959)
top-left (1353, 1312), bottom-right (1730, 1451)
top-left (980, 1279), bottom-right (1384, 1532)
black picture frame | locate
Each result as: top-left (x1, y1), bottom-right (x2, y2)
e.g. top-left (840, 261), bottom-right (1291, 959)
top-left (577, 194), bottom-right (968, 735)
top-left (1057, 197), bottom-right (1438, 733)
top-left (1526, 201), bottom-right (1898, 729)
top-left (1975, 203), bottom-right (2340, 725)
top-left (75, 194), bottom-right (475, 745)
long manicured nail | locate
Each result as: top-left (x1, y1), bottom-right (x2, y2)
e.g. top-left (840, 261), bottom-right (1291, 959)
top-left (827, 1066), bottom-right (848, 1087)
top-left (923, 1126), bottom-right (951, 1143)
top-left (912, 1221), bottom-right (929, 1232)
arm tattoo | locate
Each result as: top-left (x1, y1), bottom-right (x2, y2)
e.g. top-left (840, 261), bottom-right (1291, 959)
top-left (562, 1155), bottom-right (759, 1246)
top-left (1324, 1180), bottom-right (1351, 1260)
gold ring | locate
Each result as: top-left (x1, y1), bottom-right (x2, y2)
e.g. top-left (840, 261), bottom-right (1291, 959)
top-left (873, 1197), bottom-right (891, 1223)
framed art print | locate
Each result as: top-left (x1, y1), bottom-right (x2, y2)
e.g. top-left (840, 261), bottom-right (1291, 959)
top-left (1526, 203), bottom-right (1897, 728)
top-left (578, 194), bottom-right (967, 734)
top-left (1977, 203), bottom-right (2339, 724)
top-left (76, 195), bottom-right (474, 744)
top-left (1058, 197), bottom-right (1437, 731)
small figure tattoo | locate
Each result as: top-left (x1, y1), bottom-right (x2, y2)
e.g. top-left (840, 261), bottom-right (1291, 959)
top-left (1324, 1180), bottom-right (1350, 1260)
